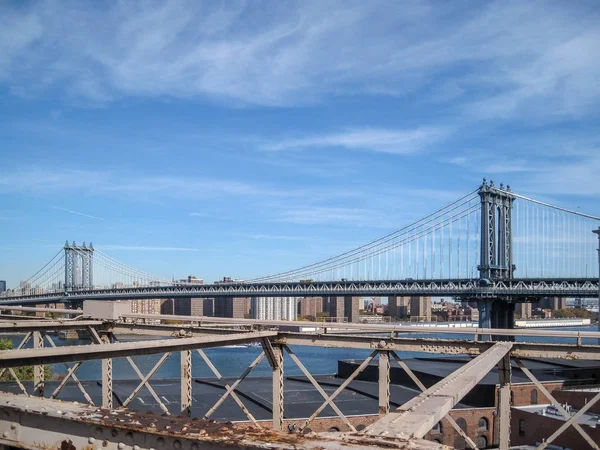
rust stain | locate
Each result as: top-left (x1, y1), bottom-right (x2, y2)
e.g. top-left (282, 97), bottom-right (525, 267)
top-left (60, 440), bottom-right (76, 450)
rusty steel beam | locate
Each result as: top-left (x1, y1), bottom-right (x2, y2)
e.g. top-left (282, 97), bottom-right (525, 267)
top-left (32, 331), bottom-right (44, 397)
top-left (284, 345), bottom-right (357, 432)
top-left (111, 333), bottom-right (170, 415)
top-left (363, 342), bottom-right (513, 440)
top-left (277, 332), bottom-right (600, 360)
top-left (299, 350), bottom-right (378, 432)
top-left (203, 352), bottom-right (266, 421)
top-left (196, 349), bottom-right (261, 426)
top-left (44, 334), bottom-right (94, 405)
top-left (122, 313), bottom-right (600, 340)
top-left (0, 392), bottom-right (445, 450)
top-left (0, 331), bottom-right (278, 368)
top-left (0, 319), bottom-right (104, 333)
top-left (112, 322), bottom-right (249, 337)
top-left (0, 305), bottom-right (85, 315)
top-left (122, 353), bottom-right (171, 408)
top-left (180, 350), bottom-right (192, 417)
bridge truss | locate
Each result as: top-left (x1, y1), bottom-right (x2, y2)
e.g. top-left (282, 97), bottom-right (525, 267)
top-left (0, 314), bottom-right (599, 449)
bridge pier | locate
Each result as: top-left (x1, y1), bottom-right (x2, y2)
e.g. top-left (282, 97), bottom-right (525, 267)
top-left (478, 299), bottom-right (493, 329)
top-left (478, 299), bottom-right (515, 337)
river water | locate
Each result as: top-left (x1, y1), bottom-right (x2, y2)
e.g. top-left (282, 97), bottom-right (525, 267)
top-left (4, 325), bottom-right (596, 381)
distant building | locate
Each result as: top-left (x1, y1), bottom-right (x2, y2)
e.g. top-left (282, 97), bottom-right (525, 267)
top-left (0, 280), bottom-right (5, 294)
top-left (515, 302), bottom-right (532, 319)
top-left (251, 297), bottom-right (297, 321)
top-left (410, 296), bottom-right (432, 321)
top-left (298, 297), bottom-right (323, 318)
top-left (173, 297), bottom-right (204, 316)
top-left (214, 297), bottom-right (250, 318)
top-left (539, 297), bottom-right (566, 310)
top-left (203, 298), bottom-right (214, 317)
top-left (388, 296), bottom-right (410, 318)
top-left (184, 275), bottom-right (203, 284)
top-left (323, 296), bottom-right (360, 323)
top-left (130, 299), bottom-right (161, 315)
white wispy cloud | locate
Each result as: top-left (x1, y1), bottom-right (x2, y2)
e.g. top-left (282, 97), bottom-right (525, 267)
top-left (0, 169), bottom-right (289, 199)
top-left (0, 1), bottom-right (597, 116)
top-left (445, 155), bottom-right (541, 174)
top-left (98, 245), bottom-right (208, 252)
top-left (244, 234), bottom-right (305, 241)
top-left (277, 206), bottom-right (395, 228)
top-left (264, 127), bottom-right (448, 154)
top-left (52, 206), bottom-right (105, 221)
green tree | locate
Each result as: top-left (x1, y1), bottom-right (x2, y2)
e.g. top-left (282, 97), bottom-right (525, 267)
top-left (0, 338), bottom-right (53, 382)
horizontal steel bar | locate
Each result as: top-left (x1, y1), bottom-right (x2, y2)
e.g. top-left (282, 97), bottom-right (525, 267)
top-left (276, 333), bottom-right (600, 360)
top-left (111, 322), bottom-right (251, 337)
top-left (0, 305), bottom-right (85, 315)
top-left (0, 320), bottom-right (104, 333)
top-left (122, 313), bottom-right (600, 339)
top-left (0, 331), bottom-right (277, 368)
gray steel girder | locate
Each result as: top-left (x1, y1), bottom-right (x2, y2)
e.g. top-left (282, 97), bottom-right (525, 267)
top-left (362, 341), bottom-right (513, 440)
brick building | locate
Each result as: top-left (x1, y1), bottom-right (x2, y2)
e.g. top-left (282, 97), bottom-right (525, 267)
top-left (387, 295), bottom-right (410, 318)
top-left (323, 296), bottom-right (360, 323)
top-left (539, 296), bottom-right (567, 310)
top-left (515, 302), bottom-right (532, 319)
top-left (410, 296), bottom-right (432, 321)
top-left (215, 297), bottom-right (250, 318)
top-left (171, 297), bottom-right (204, 316)
top-left (298, 297), bottom-right (323, 319)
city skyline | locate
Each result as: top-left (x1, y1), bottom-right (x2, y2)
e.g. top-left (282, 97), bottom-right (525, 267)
top-left (1, 1), bottom-right (600, 287)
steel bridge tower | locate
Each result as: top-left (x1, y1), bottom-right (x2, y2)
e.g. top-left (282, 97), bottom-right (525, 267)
top-left (64, 241), bottom-right (94, 290)
top-left (476, 180), bottom-right (516, 330)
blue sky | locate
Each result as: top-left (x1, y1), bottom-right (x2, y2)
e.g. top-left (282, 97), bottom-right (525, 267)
top-left (1, 0), bottom-right (599, 287)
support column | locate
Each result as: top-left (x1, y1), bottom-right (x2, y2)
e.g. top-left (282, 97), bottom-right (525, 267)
top-left (272, 344), bottom-right (284, 431)
top-left (492, 302), bottom-right (515, 339)
top-left (378, 351), bottom-right (390, 416)
top-left (180, 350), bottom-right (192, 417)
top-left (101, 334), bottom-right (113, 408)
top-left (478, 299), bottom-right (493, 329)
top-left (497, 353), bottom-right (511, 450)
top-left (33, 331), bottom-right (44, 397)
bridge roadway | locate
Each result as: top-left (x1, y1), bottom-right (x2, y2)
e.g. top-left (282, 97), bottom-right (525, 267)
top-left (1, 277), bottom-right (598, 305)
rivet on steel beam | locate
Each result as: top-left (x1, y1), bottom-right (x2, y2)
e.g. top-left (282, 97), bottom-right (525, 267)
top-left (10, 424), bottom-right (16, 430)
top-left (174, 440), bottom-right (182, 449)
top-left (2, 432), bottom-right (8, 438)
top-left (118, 443), bottom-right (125, 449)
top-left (88, 437), bottom-right (95, 444)
top-left (134, 446), bottom-right (141, 450)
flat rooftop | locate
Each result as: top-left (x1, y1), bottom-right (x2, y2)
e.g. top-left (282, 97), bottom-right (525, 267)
top-left (0, 374), bottom-right (465, 421)
top-left (516, 404), bottom-right (600, 428)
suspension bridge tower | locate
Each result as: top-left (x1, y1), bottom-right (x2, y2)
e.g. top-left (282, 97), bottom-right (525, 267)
top-left (64, 241), bottom-right (94, 290)
top-left (477, 179), bottom-right (516, 329)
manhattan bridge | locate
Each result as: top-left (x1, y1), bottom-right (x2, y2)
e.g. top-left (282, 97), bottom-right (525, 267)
top-left (3, 179), bottom-right (599, 330)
